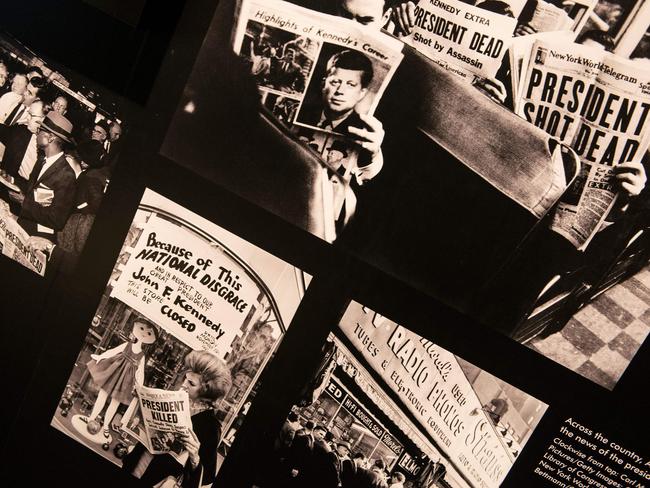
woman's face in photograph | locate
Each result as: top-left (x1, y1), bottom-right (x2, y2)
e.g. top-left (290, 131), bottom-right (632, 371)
top-left (181, 371), bottom-right (203, 400)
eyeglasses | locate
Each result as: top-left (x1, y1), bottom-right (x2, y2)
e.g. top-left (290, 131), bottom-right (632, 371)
top-left (92, 128), bottom-right (107, 136)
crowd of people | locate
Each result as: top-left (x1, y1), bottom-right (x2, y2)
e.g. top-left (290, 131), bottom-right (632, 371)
top-left (266, 411), bottom-right (411, 488)
top-left (0, 55), bottom-right (124, 274)
top-left (249, 37), bottom-right (311, 94)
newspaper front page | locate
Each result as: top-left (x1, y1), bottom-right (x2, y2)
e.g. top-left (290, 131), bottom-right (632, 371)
top-left (516, 40), bottom-right (650, 248)
top-left (406, 0), bottom-right (516, 80)
top-left (126, 385), bottom-right (193, 460)
top-left (509, 31), bottom-right (574, 107)
top-left (231, 0), bottom-right (403, 125)
top-left (232, 0), bottom-right (403, 223)
top-left (527, 0), bottom-right (595, 35)
top-left (0, 200), bottom-right (46, 276)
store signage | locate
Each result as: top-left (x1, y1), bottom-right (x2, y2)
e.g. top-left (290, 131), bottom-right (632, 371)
top-left (328, 378), bottom-right (404, 457)
top-left (111, 215), bottom-right (259, 356)
top-left (331, 378), bottom-right (385, 439)
top-left (382, 431), bottom-right (404, 456)
top-left (339, 303), bottom-right (513, 488)
top-left (398, 451), bottom-right (422, 476)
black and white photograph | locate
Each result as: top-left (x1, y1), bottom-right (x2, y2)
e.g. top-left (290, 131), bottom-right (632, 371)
top-left (263, 92), bottom-right (301, 126)
top-left (0, 31), bottom-right (127, 279)
top-left (238, 20), bottom-right (320, 97)
top-left (162, 0), bottom-right (650, 390)
top-left (1, 1), bottom-right (650, 487)
top-left (294, 41), bottom-right (397, 136)
top-left (51, 189), bottom-right (310, 486)
top-left (253, 301), bottom-right (548, 488)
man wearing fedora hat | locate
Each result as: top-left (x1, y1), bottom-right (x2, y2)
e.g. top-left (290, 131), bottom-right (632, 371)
top-left (326, 140), bottom-right (349, 176)
top-left (9, 111), bottom-right (77, 241)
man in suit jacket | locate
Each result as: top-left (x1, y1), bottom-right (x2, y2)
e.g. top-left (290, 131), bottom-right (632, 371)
top-left (102, 121), bottom-right (123, 168)
top-left (287, 421), bottom-right (315, 483)
top-left (309, 426), bottom-right (341, 488)
top-left (272, 49), bottom-right (305, 93)
top-left (341, 451), bottom-right (366, 488)
top-left (0, 100), bottom-right (45, 187)
top-left (9, 111), bottom-right (77, 241)
top-left (297, 49), bottom-right (384, 180)
top-left (276, 411), bottom-right (302, 454)
top-left (0, 74), bottom-right (27, 123)
top-left (298, 49), bottom-right (375, 135)
top-left (356, 459), bottom-right (389, 488)
top-left (4, 76), bottom-right (44, 127)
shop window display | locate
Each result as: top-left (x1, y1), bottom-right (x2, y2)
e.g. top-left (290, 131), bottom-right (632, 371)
top-left (51, 189), bottom-right (310, 486)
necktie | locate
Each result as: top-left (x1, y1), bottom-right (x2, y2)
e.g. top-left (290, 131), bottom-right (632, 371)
top-left (7, 104), bottom-right (25, 126)
top-left (29, 156), bottom-right (46, 189)
top-left (319, 118), bottom-right (333, 130)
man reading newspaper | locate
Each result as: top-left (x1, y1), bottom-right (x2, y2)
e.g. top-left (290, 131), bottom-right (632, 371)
top-left (234, 0), bottom-right (406, 234)
top-left (479, 39), bottom-right (649, 333)
top-left (516, 39), bottom-right (649, 249)
top-left (238, 0), bottom-right (520, 237)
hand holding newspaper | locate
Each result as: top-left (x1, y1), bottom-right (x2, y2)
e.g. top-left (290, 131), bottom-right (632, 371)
top-left (516, 40), bottom-right (650, 248)
top-left (129, 384), bottom-right (194, 460)
top-left (232, 0), bottom-right (403, 232)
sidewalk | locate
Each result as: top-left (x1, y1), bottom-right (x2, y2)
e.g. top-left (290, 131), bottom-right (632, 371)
top-left (528, 266), bottom-right (650, 389)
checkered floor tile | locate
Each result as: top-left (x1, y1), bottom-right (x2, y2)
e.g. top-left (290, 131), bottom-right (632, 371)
top-left (528, 267), bottom-right (650, 389)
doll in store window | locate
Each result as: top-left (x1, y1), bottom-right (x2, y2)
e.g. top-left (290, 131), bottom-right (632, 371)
top-left (85, 318), bottom-right (158, 437)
